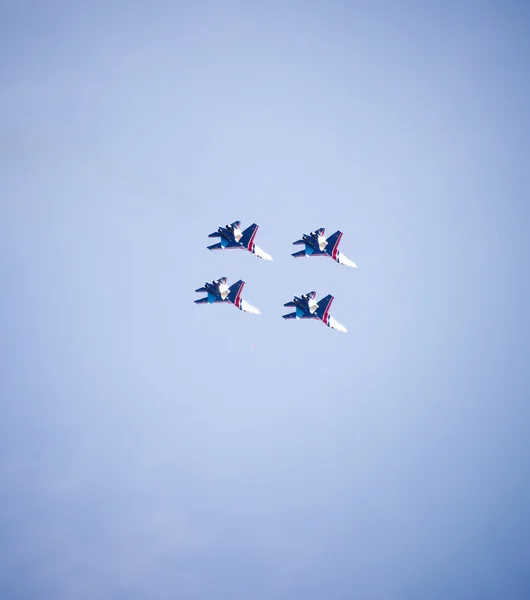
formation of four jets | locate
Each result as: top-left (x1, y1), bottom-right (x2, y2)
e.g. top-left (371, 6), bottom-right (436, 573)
top-left (195, 221), bottom-right (357, 332)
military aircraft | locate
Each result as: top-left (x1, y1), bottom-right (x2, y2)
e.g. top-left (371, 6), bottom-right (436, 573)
top-left (292, 228), bottom-right (357, 267)
top-left (194, 277), bottom-right (261, 314)
top-left (207, 221), bottom-right (273, 261)
top-left (282, 291), bottom-right (347, 332)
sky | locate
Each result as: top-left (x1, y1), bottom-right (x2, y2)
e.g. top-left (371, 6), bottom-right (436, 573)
top-left (1, 1), bottom-right (530, 598)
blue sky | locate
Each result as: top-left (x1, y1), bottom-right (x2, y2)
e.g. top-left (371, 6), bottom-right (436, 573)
top-left (1, 2), bottom-right (530, 598)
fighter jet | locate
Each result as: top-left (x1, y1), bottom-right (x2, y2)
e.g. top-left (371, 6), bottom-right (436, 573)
top-left (194, 277), bottom-right (261, 314)
top-left (282, 291), bottom-right (347, 332)
top-left (292, 228), bottom-right (357, 268)
top-left (207, 221), bottom-right (273, 261)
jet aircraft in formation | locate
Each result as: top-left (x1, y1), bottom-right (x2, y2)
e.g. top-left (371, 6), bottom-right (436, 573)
top-left (207, 221), bottom-right (273, 261)
top-left (194, 277), bottom-right (261, 314)
top-left (292, 228), bottom-right (357, 268)
top-left (282, 291), bottom-right (347, 332)
top-left (196, 222), bottom-right (357, 332)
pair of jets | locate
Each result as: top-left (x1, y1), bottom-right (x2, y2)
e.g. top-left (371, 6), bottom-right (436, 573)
top-left (205, 220), bottom-right (357, 268)
top-left (195, 221), bottom-right (357, 332)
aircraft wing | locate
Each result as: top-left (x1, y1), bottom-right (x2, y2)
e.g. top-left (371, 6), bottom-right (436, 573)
top-left (239, 223), bottom-right (273, 260)
top-left (324, 231), bottom-right (343, 260)
top-left (314, 294), bottom-right (334, 325)
top-left (227, 280), bottom-right (245, 308)
top-left (239, 223), bottom-right (259, 250)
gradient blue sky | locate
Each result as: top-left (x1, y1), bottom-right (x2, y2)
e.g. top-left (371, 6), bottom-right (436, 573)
top-left (2, 2), bottom-right (530, 599)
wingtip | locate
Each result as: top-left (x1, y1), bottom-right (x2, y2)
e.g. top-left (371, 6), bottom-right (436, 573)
top-left (240, 300), bottom-right (261, 315)
top-left (338, 254), bottom-right (358, 268)
top-left (328, 316), bottom-right (348, 332)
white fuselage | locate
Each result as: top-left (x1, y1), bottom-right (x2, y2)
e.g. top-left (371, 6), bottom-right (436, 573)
top-left (295, 295), bottom-right (318, 315)
top-left (218, 282), bottom-right (229, 299)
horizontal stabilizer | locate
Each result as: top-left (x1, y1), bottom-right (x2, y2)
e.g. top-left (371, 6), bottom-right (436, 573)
top-left (292, 250), bottom-right (307, 259)
top-left (282, 312), bottom-right (297, 320)
top-left (194, 297), bottom-right (208, 305)
top-left (284, 301), bottom-right (296, 307)
top-left (208, 231), bottom-right (221, 238)
top-left (195, 286), bottom-right (207, 293)
top-left (208, 240), bottom-right (240, 251)
top-left (292, 239), bottom-right (304, 245)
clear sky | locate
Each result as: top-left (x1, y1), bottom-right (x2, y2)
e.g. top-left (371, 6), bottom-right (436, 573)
top-left (1, 1), bottom-right (530, 599)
